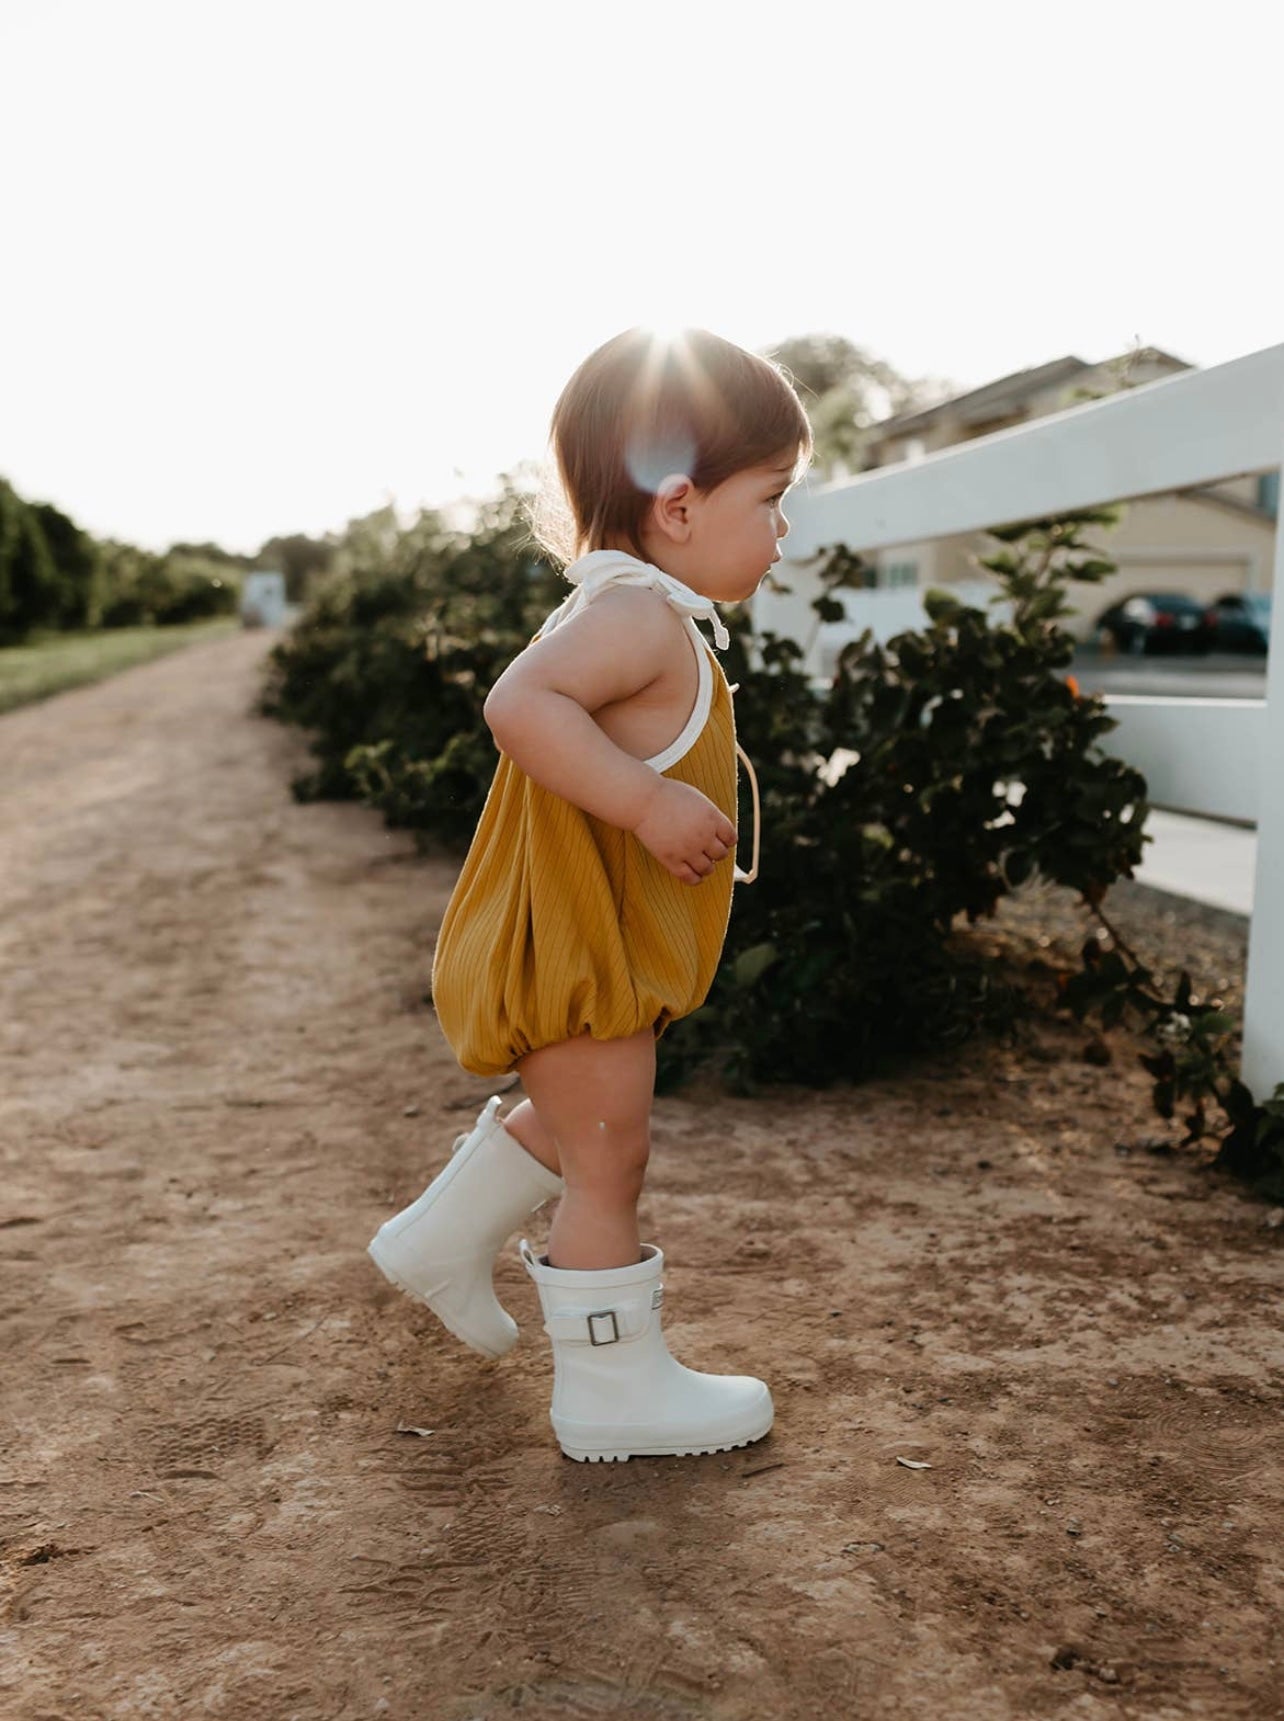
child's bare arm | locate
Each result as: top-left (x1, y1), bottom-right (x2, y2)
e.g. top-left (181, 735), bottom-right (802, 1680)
top-left (483, 589), bottom-right (736, 885)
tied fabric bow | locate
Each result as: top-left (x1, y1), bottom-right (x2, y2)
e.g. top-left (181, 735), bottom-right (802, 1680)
top-left (557, 551), bottom-right (731, 651)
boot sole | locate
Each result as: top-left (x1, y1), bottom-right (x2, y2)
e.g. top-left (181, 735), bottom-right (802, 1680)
top-left (555, 1410), bottom-right (774, 1463)
top-left (366, 1239), bottom-right (514, 1360)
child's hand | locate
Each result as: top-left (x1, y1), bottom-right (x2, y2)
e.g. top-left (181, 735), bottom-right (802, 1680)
top-left (630, 778), bottom-right (737, 886)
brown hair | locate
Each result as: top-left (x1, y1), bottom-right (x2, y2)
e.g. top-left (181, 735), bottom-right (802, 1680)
top-left (532, 327), bottom-right (812, 566)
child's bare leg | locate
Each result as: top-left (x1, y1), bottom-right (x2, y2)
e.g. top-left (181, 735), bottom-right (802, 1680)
top-left (500, 1098), bottom-right (561, 1176)
top-left (515, 1028), bottom-right (655, 1270)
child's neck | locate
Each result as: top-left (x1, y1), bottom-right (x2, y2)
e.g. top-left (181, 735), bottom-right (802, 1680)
top-left (601, 534), bottom-right (708, 597)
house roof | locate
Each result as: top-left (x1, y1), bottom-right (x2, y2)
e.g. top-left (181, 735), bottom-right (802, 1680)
top-left (873, 347), bottom-right (1192, 440)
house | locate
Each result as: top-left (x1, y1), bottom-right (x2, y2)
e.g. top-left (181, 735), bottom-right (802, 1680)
top-left (842, 347), bottom-right (1279, 640)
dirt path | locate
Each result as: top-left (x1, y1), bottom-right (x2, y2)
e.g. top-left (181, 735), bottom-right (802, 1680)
top-left (1, 631), bottom-right (1280, 1720)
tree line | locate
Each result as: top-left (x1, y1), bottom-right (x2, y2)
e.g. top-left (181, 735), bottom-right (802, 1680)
top-left (0, 476), bottom-right (338, 646)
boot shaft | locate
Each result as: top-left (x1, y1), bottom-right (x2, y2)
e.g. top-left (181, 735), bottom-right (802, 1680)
top-left (520, 1241), bottom-right (681, 1420)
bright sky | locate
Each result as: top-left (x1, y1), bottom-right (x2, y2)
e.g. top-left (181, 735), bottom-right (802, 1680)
top-left (2, 0), bottom-right (1280, 556)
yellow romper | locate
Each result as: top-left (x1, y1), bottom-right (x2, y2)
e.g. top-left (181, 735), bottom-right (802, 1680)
top-left (431, 551), bottom-right (760, 1078)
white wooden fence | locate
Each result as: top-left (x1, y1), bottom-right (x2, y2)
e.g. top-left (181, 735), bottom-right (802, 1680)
top-left (756, 342), bottom-right (1284, 1100)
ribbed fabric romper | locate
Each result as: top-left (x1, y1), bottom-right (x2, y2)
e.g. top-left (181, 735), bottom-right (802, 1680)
top-left (431, 550), bottom-right (760, 1079)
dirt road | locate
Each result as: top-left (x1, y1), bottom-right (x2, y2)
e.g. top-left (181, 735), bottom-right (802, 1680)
top-left (1, 630), bottom-right (1280, 1719)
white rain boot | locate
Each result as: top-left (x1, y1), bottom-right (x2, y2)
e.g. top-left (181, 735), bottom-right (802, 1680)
top-left (519, 1238), bottom-right (774, 1462)
top-left (368, 1096), bottom-right (563, 1358)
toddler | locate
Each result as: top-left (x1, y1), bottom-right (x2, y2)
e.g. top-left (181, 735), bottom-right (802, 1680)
top-left (369, 327), bottom-right (810, 1462)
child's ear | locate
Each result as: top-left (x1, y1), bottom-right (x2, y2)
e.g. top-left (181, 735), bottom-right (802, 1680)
top-left (650, 473), bottom-right (696, 544)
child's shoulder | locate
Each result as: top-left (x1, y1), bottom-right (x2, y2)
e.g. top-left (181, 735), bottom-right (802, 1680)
top-left (587, 580), bottom-right (689, 627)
top-left (524, 581), bottom-right (691, 682)
top-left (578, 583), bottom-right (695, 662)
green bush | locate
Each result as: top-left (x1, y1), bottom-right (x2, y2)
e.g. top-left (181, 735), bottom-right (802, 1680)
top-left (259, 485), bottom-right (563, 822)
top-left (98, 542), bottom-right (239, 627)
top-left (0, 480), bottom-right (66, 644)
top-left (29, 499), bottom-right (102, 629)
top-left (660, 509), bottom-right (1148, 1089)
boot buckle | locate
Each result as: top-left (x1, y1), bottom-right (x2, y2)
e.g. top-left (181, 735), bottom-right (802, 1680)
top-left (587, 1309), bottom-right (619, 1346)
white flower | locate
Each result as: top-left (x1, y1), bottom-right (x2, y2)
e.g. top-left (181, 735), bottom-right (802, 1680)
top-left (1157, 1012), bottom-right (1192, 1046)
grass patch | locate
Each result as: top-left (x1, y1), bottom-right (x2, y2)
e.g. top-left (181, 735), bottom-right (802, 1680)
top-left (0, 618), bottom-right (241, 714)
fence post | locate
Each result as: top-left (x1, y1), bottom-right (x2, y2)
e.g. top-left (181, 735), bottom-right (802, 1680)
top-left (1242, 461), bottom-right (1284, 1101)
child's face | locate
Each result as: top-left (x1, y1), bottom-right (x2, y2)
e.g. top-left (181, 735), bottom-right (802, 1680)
top-left (686, 454), bottom-right (797, 604)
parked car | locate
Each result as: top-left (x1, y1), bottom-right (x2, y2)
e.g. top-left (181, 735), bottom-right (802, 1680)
top-left (1093, 591), bottom-right (1216, 655)
top-left (1209, 591), bottom-right (1272, 654)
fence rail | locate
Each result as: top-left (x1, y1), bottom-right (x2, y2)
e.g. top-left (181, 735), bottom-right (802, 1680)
top-left (758, 342), bottom-right (1284, 1098)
